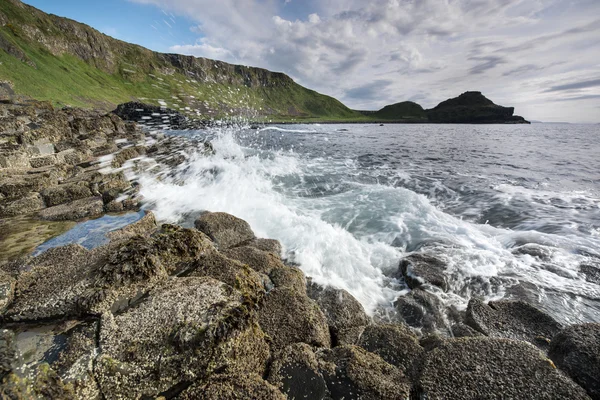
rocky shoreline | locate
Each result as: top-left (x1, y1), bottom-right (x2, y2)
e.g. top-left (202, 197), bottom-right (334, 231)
top-left (0, 101), bottom-right (599, 399)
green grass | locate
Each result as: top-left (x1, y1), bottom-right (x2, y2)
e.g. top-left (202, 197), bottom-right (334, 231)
top-left (0, 0), bottom-right (369, 121)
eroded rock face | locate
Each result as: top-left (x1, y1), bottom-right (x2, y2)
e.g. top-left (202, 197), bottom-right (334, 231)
top-left (258, 287), bottom-right (331, 352)
top-left (38, 196), bottom-right (104, 221)
top-left (357, 324), bottom-right (423, 373)
top-left (95, 277), bottom-right (270, 399)
top-left (319, 345), bottom-right (411, 400)
top-left (267, 343), bottom-right (327, 400)
top-left (549, 323), bottom-right (600, 400)
top-left (466, 299), bottom-right (562, 349)
top-left (307, 280), bottom-right (370, 346)
top-left (195, 212), bottom-right (256, 249)
top-left (414, 337), bottom-right (590, 400)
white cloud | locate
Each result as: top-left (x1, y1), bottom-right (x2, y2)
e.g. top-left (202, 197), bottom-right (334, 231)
top-left (130, 0), bottom-right (600, 122)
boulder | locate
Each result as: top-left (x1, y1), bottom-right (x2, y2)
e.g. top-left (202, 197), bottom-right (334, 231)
top-left (549, 323), bottom-right (600, 399)
top-left (177, 374), bottom-right (285, 400)
top-left (223, 245), bottom-right (285, 275)
top-left (269, 265), bottom-right (306, 293)
top-left (41, 182), bottom-right (93, 207)
top-left (267, 343), bottom-right (328, 400)
top-left (195, 212), bottom-right (255, 249)
top-left (397, 253), bottom-right (448, 291)
top-left (0, 191), bottom-right (45, 217)
top-left (318, 345), bottom-right (410, 400)
top-left (466, 299), bottom-right (562, 348)
top-left (0, 329), bottom-right (17, 379)
top-left (38, 196), bottom-right (104, 221)
top-left (95, 277), bottom-right (270, 399)
top-left (580, 262), bottom-right (600, 285)
top-left (394, 289), bottom-right (446, 334)
top-left (258, 287), bottom-right (330, 352)
top-left (357, 324), bottom-right (423, 373)
top-left (307, 280), bottom-right (370, 345)
top-left (451, 322), bottom-right (485, 338)
top-left (237, 238), bottom-right (282, 256)
top-left (413, 337), bottom-right (590, 399)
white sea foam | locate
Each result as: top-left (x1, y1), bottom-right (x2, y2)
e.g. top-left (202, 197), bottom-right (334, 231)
top-left (134, 127), bottom-right (600, 323)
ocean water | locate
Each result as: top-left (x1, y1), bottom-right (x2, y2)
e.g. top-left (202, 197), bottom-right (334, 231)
top-left (132, 123), bottom-right (600, 326)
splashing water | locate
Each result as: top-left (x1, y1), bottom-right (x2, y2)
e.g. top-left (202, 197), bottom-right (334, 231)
top-left (133, 123), bottom-right (600, 324)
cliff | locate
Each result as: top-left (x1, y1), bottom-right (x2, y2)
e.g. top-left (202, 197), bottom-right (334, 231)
top-left (0, 0), bottom-right (359, 120)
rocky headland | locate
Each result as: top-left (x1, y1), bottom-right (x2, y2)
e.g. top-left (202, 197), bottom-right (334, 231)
top-left (0, 100), bottom-right (598, 399)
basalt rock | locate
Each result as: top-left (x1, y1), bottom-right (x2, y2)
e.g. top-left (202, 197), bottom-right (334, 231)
top-left (357, 324), bottom-right (423, 373)
top-left (94, 277), bottom-right (270, 399)
top-left (465, 299), bottom-right (562, 349)
top-left (394, 289), bottom-right (446, 335)
top-left (318, 345), bottom-right (411, 400)
top-left (236, 238), bottom-right (283, 256)
top-left (397, 253), bottom-right (449, 291)
top-left (222, 246), bottom-right (284, 275)
top-left (195, 212), bottom-right (256, 249)
top-left (177, 374), bottom-right (285, 400)
top-left (549, 323), bottom-right (600, 399)
top-left (267, 343), bottom-right (328, 400)
top-left (307, 280), bottom-right (370, 346)
top-left (258, 287), bottom-right (331, 352)
top-left (38, 196), bottom-right (104, 221)
top-left (413, 337), bottom-right (590, 399)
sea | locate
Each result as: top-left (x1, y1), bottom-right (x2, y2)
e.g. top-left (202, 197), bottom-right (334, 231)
top-left (45, 122), bottom-right (600, 326)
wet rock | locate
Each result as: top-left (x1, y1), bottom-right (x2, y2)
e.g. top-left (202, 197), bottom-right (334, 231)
top-left (581, 263), bottom-right (600, 285)
top-left (111, 146), bottom-right (145, 168)
top-left (269, 265), bottom-right (306, 293)
top-left (0, 192), bottom-right (45, 217)
top-left (0, 270), bottom-right (15, 313)
top-left (2, 364), bottom-right (76, 399)
top-left (178, 374), bottom-right (285, 400)
top-left (319, 345), bottom-right (410, 400)
top-left (307, 280), bottom-right (370, 346)
top-left (394, 289), bottom-right (446, 334)
top-left (104, 200), bottom-right (124, 213)
top-left (4, 244), bottom-right (92, 321)
top-left (41, 182), bottom-right (93, 207)
top-left (512, 243), bottom-right (555, 261)
top-left (397, 253), bottom-right (449, 290)
top-left (267, 343), bottom-right (327, 400)
top-left (451, 322), bottom-right (484, 338)
top-left (223, 245), bottom-right (285, 275)
top-left (38, 196), bottom-right (104, 221)
top-left (258, 287), bottom-right (330, 352)
top-left (237, 238), bottom-right (282, 256)
top-left (465, 299), bottom-right (562, 349)
top-left (195, 212), bottom-right (256, 249)
top-left (357, 324), bottom-right (423, 373)
top-left (549, 323), bottom-right (600, 400)
top-left (0, 329), bottom-right (17, 379)
top-left (105, 211), bottom-right (157, 242)
top-left (95, 277), bottom-right (270, 399)
top-left (413, 337), bottom-right (590, 400)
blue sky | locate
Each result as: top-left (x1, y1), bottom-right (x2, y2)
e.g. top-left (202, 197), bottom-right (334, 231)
top-left (22, 0), bottom-right (600, 122)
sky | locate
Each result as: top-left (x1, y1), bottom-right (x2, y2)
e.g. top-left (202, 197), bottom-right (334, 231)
top-left (24, 0), bottom-right (600, 123)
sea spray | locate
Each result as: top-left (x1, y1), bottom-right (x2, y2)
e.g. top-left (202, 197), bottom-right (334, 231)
top-left (132, 123), bottom-right (600, 324)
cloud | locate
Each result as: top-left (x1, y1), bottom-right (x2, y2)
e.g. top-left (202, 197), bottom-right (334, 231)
top-left (129, 0), bottom-right (600, 121)
top-left (545, 78), bottom-right (600, 92)
top-left (345, 80), bottom-right (394, 101)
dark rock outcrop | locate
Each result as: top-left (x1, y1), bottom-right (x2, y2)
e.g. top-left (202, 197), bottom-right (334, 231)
top-left (307, 280), bottom-right (370, 345)
top-left (396, 253), bottom-right (449, 291)
top-left (195, 212), bottom-right (256, 250)
top-left (426, 91), bottom-right (529, 124)
top-left (394, 289), bottom-right (446, 334)
top-left (549, 323), bottom-right (600, 399)
top-left (466, 299), bottom-right (562, 349)
top-left (414, 337), bottom-right (591, 399)
top-left (112, 102), bottom-right (206, 131)
top-left (357, 324), bottom-right (423, 373)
